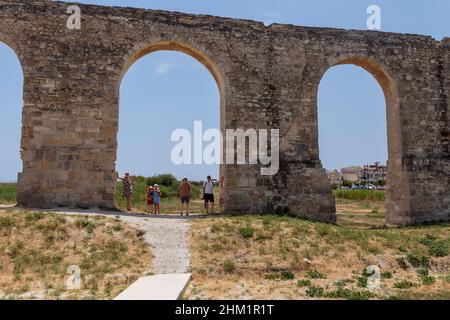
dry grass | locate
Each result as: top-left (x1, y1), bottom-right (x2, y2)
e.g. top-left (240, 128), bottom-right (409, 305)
top-left (0, 209), bottom-right (152, 300)
top-left (336, 198), bottom-right (386, 228)
top-left (186, 214), bottom-right (450, 300)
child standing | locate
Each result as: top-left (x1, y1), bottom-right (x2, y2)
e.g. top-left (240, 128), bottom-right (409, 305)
top-left (152, 184), bottom-right (162, 215)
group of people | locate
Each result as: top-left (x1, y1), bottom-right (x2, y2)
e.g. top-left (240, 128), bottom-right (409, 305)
top-left (118, 173), bottom-right (221, 215)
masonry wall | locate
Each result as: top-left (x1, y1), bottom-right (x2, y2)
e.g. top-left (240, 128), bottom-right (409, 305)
top-left (0, 0), bottom-right (448, 225)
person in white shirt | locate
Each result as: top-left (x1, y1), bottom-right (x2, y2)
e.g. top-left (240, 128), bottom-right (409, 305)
top-left (203, 175), bottom-right (217, 214)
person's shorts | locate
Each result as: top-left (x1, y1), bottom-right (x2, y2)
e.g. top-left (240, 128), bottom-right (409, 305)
top-left (204, 193), bottom-right (215, 203)
top-left (153, 198), bottom-right (161, 205)
top-left (181, 196), bottom-right (190, 204)
top-left (147, 199), bottom-right (154, 206)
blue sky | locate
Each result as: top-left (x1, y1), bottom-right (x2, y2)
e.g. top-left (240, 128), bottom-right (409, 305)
top-left (1, 1), bottom-right (449, 181)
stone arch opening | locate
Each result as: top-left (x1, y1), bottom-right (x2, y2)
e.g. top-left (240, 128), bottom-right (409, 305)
top-left (317, 56), bottom-right (403, 226)
top-left (118, 41), bottom-right (227, 126)
top-left (115, 41), bottom-right (225, 213)
top-left (0, 41), bottom-right (24, 205)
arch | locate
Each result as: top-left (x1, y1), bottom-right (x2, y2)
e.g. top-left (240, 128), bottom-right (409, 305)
top-left (0, 40), bottom-right (25, 200)
top-left (317, 56), bottom-right (402, 160)
top-left (117, 40), bottom-right (227, 138)
top-left (316, 55), bottom-right (406, 224)
top-left (118, 41), bottom-right (226, 120)
top-left (115, 41), bottom-right (226, 211)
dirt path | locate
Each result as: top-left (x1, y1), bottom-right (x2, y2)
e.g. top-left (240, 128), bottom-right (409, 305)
top-left (118, 215), bottom-right (191, 274)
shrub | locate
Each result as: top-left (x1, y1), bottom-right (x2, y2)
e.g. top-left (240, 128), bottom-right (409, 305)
top-left (265, 270), bottom-right (295, 281)
top-left (75, 218), bottom-right (97, 234)
top-left (428, 241), bottom-right (449, 257)
top-left (297, 279), bottom-right (312, 287)
top-left (325, 288), bottom-right (373, 300)
top-left (334, 279), bottom-right (354, 287)
top-left (357, 276), bottom-right (368, 288)
top-left (307, 269), bottom-right (326, 279)
top-left (381, 271), bottom-right (393, 279)
top-left (223, 259), bottom-right (235, 273)
top-left (280, 271), bottom-right (295, 281)
top-left (418, 234), bottom-right (437, 247)
top-left (239, 227), bottom-right (254, 239)
top-left (407, 254), bottom-right (430, 269)
top-left (146, 174), bottom-right (177, 187)
top-left (416, 268), bottom-right (429, 276)
top-left (419, 234), bottom-right (449, 257)
top-left (265, 273), bottom-right (278, 280)
top-left (421, 275), bottom-right (436, 285)
top-left (394, 280), bottom-right (414, 289)
top-left (306, 286), bottom-right (324, 298)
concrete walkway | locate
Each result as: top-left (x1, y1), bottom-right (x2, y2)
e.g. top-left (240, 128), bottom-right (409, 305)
top-left (114, 274), bottom-right (192, 300)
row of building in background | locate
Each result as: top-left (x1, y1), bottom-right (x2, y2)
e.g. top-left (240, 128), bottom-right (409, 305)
top-left (327, 162), bottom-right (387, 189)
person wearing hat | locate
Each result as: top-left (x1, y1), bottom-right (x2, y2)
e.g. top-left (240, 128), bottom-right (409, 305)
top-left (152, 184), bottom-right (162, 215)
top-left (179, 177), bottom-right (191, 216)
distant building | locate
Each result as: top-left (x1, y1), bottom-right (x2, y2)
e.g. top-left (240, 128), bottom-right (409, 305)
top-left (327, 170), bottom-right (343, 186)
top-left (341, 166), bottom-right (361, 183)
top-left (358, 162), bottom-right (387, 184)
top-left (327, 162), bottom-right (387, 186)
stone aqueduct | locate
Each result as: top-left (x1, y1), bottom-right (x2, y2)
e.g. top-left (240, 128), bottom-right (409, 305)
top-left (0, 0), bottom-right (448, 225)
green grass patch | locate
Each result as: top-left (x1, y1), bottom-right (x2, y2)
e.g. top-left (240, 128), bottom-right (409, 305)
top-left (239, 226), bottom-right (254, 239)
top-left (265, 270), bottom-right (295, 281)
top-left (223, 259), bottom-right (236, 273)
top-left (306, 269), bottom-right (326, 279)
top-left (421, 275), bottom-right (436, 286)
top-left (394, 280), bottom-right (415, 289)
top-left (0, 183), bottom-right (16, 204)
top-left (306, 285), bottom-right (324, 298)
top-left (297, 279), bottom-right (312, 287)
top-left (418, 234), bottom-right (449, 257)
top-left (334, 189), bottom-right (385, 201)
top-left (325, 287), bottom-right (374, 300)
